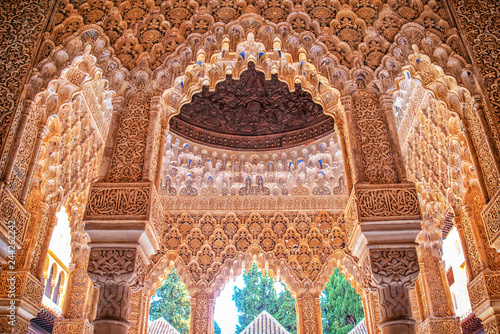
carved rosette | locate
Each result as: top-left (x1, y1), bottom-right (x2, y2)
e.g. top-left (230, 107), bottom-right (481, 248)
top-left (369, 248), bottom-right (419, 326)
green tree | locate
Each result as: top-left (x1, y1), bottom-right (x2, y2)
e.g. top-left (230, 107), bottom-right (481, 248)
top-left (215, 321), bottom-right (222, 334)
top-left (321, 268), bottom-right (364, 334)
top-left (149, 269), bottom-right (191, 334)
top-left (233, 263), bottom-right (296, 334)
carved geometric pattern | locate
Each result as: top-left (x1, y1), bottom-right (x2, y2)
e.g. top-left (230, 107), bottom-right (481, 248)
top-left (87, 248), bottom-right (138, 284)
top-left (0, 186), bottom-right (29, 245)
top-left (160, 194), bottom-right (347, 212)
top-left (351, 88), bottom-right (398, 184)
top-left (452, 0), bottom-right (500, 146)
top-left (0, 0), bottom-right (52, 177)
top-left (156, 211), bottom-right (347, 292)
top-left (482, 190), bottom-right (500, 249)
top-left (106, 88), bottom-right (151, 183)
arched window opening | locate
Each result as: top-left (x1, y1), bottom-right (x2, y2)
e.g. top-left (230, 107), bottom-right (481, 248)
top-left (52, 272), bottom-right (62, 304)
top-left (148, 268), bottom-right (191, 334)
top-left (40, 207), bottom-right (71, 313)
top-left (443, 226), bottom-right (472, 317)
top-left (44, 263), bottom-right (57, 298)
top-left (320, 268), bottom-right (365, 334)
top-left (214, 262), bottom-right (296, 334)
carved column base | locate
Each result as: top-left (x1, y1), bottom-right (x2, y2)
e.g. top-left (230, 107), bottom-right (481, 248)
top-left (482, 189), bottom-right (500, 252)
top-left (93, 320), bottom-right (130, 334)
top-left (53, 318), bottom-right (93, 334)
top-left (417, 316), bottom-right (462, 334)
top-left (468, 271), bottom-right (500, 333)
top-left (296, 291), bottom-right (322, 334)
top-left (380, 321), bottom-right (416, 334)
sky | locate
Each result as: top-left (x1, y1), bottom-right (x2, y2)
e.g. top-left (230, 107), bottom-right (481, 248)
top-left (213, 274), bottom-right (285, 334)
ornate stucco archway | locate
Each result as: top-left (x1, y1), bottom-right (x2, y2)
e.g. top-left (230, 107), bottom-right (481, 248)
top-left (1, 1), bottom-right (500, 334)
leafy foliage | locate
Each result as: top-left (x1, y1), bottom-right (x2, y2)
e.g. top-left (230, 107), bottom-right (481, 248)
top-left (149, 269), bottom-right (191, 334)
top-left (233, 263), bottom-right (297, 334)
top-left (215, 321), bottom-right (222, 334)
top-left (321, 268), bottom-right (364, 334)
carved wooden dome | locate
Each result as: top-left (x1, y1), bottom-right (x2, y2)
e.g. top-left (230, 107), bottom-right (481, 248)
top-left (169, 62), bottom-right (334, 151)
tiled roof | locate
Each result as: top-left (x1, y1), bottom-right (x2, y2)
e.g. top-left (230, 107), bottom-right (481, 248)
top-left (148, 318), bottom-right (181, 334)
top-left (239, 311), bottom-right (291, 334)
top-left (461, 312), bottom-right (484, 334)
top-left (348, 318), bottom-right (367, 334)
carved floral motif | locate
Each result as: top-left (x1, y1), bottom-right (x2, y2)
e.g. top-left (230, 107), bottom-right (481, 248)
top-left (351, 88), bottom-right (398, 184)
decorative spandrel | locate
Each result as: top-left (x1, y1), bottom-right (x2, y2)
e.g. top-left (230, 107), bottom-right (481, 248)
top-left (170, 62), bottom-right (334, 150)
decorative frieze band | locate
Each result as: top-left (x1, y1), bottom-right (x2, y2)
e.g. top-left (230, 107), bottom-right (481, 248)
top-left (84, 183), bottom-right (152, 220)
top-left (160, 194), bottom-right (348, 212)
top-left (355, 184), bottom-right (421, 221)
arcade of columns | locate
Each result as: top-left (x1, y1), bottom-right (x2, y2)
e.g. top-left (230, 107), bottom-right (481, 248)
top-left (0, 0), bottom-right (500, 333)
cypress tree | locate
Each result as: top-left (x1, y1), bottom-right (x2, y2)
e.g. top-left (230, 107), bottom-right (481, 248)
top-left (149, 269), bottom-right (191, 334)
top-left (321, 268), bottom-right (364, 334)
top-left (233, 263), bottom-right (297, 334)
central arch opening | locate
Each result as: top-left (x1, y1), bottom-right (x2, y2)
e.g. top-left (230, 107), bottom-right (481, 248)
top-left (214, 262), bottom-right (296, 334)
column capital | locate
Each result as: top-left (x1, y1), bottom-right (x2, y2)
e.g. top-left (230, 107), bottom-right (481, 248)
top-left (367, 247), bottom-right (419, 334)
top-left (87, 247), bottom-right (148, 290)
top-left (84, 181), bottom-right (163, 258)
top-left (354, 182), bottom-right (421, 246)
top-left (369, 247), bottom-right (419, 287)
